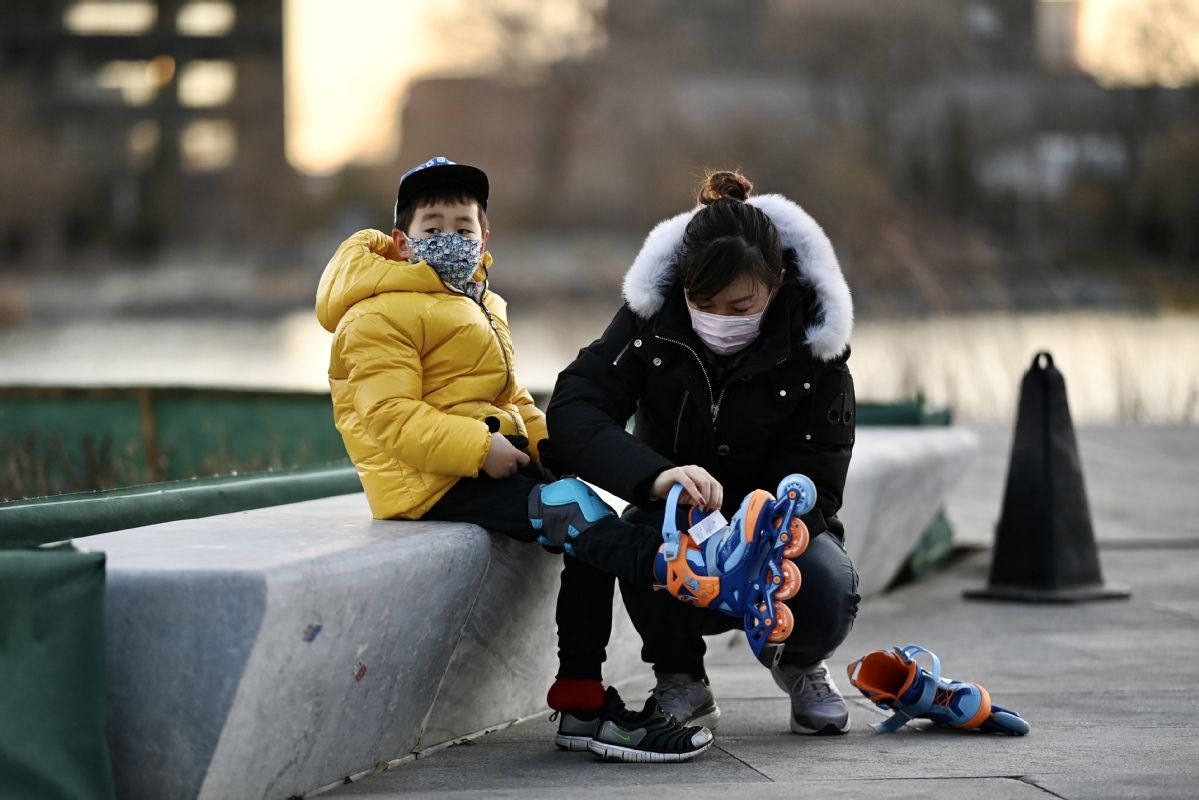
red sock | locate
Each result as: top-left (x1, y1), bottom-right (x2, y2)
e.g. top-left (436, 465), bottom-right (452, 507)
top-left (547, 678), bottom-right (605, 712)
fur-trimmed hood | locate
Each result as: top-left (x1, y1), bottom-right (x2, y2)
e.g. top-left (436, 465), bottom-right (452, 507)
top-left (621, 194), bottom-right (853, 361)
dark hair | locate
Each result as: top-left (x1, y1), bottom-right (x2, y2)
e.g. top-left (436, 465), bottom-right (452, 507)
top-left (394, 187), bottom-right (488, 235)
top-left (678, 170), bottom-right (783, 303)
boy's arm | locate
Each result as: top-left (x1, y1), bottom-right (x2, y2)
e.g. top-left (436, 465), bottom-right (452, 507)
top-left (341, 312), bottom-right (492, 476)
top-left (510, 384), bottom-right (548, 460)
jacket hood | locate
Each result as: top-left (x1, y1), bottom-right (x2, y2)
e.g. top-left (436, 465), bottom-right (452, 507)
top-left (621, 194), bottom-right (853, 361)
top-left (316, 229), bottom-right (493, 332)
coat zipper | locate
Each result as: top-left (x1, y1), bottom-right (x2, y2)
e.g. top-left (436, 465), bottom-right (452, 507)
top-left (612, 338), bottom-right (634, 367)
top-left (654, 335), bottom-right (727, 424)
top-left (673, 389), bottom-right (690, 454)
top-left (477, 298), bottom-right (514, 399)
top-left (442, 278), bottom-right (514, 400)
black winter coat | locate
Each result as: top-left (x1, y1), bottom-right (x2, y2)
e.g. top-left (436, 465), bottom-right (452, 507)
top-left (545, 194), bottom-right (856, 539)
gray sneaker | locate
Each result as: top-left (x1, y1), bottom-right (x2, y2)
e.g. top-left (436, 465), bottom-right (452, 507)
top-left (549, 709), bottom-right (600, 751)
top-left (651, 672), bottom-right (721, 730)
top-left (771, 659), bottom-right (850, 735)
top-left (588, 687), bottom-right (714, 763)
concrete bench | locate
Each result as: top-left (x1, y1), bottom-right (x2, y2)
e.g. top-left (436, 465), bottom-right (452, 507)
top-left (840, 427), bottom-right (979, 597)
top-left (76, 427), bottom-right (975, 799)
top-left (78, 504), bottom-right (645, 800)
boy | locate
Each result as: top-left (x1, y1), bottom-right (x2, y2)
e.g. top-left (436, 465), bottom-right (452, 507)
top-left (314, 156), bottom-right (724, 762)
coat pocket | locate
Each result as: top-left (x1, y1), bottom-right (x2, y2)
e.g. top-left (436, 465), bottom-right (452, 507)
top-left (809, 366), bottom-right (856, 446)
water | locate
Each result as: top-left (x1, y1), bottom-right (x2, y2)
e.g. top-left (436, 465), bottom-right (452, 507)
top-left (2, 310), bottom-right (1196, 425)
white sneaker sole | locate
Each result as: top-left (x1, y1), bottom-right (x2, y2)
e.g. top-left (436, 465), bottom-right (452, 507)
top-left (554, 734), bottom-right (594, 751)
top-left (587, 738), bottom-right (713, 763)
top-left (685, 705), bottom-right (721, 731)
top-left (790, 717), bottom-right (850, 735)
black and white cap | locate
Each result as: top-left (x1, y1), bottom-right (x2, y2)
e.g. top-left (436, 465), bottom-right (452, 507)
top-left (394, 156), bottom-right (489, 225)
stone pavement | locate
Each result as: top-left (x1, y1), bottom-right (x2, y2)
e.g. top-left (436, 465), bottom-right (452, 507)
top-left (324, 426), bottom-right (1199, 799)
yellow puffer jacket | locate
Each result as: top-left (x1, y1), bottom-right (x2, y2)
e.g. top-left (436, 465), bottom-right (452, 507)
top-left (315, 229), bottom-right (547, 520)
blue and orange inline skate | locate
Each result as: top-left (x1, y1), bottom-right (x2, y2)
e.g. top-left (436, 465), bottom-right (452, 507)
top-left (847, 644), bottom-right (1030, 735)
top-left (653, 473), bottom-right (818, 666)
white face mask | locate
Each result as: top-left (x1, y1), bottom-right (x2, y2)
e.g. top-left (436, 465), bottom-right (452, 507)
top-left (687, 305), bottom-right (767, 355)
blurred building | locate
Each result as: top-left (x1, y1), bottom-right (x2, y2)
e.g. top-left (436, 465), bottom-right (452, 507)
top-left (397, 0), bottom-right (1099, 231)
top-left (0, 0), bottom-right (295, 268)
top-left (394, 0), bottom-right (1197, 313)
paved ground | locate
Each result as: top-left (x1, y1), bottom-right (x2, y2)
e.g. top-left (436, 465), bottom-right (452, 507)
top-left (324, 426), bottom-right (1199, 799)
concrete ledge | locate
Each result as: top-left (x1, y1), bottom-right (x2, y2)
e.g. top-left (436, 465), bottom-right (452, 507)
top-left (77, 497), bottom-right (644, 800)
top-left (75, 427), bottom-right (975, 798)
top-left (840, 427), bottom-right (980, 596)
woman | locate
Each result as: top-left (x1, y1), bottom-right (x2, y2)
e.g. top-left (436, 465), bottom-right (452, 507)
top-left (544, 170), bottom-right (861, 738)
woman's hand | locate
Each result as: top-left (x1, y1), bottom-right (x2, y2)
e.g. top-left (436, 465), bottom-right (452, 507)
top-left (652, 465), bottom-right (723, 512)
top-left (482, 433), bottom-right (530, 479)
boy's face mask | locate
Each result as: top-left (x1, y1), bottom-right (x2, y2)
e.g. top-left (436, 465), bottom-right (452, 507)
top-left (407, 232), bottom-right (484, 292)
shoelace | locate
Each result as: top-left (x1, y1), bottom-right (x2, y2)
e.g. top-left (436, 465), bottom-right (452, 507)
top-left (782, 664), bottom-right (836, 705)
top-left (652, 677), bottom-right (702, 720)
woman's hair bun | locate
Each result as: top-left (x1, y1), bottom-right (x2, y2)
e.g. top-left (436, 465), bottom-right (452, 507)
top-left (697, 170), bottom-right (753, 206)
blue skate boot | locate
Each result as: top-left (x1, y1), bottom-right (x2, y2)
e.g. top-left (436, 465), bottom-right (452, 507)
top-left (847, 644), bottom-right (1030, 735)
top-left (652, 474), bottom-right (817, 666)
top-left (528, 478), bottom-right (616, 555)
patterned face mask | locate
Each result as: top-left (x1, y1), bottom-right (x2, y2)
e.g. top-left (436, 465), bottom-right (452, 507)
top-left (407, 232), bottom-right (484, 292)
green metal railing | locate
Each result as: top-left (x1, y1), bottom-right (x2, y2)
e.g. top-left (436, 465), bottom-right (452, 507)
top-left (0, 463), bottom-right (360, 546)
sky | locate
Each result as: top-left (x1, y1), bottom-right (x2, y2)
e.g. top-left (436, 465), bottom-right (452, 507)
top-left (283, 0), bottom-right (602, 175)
top-left (283, 1), bottom-right (433, 176)
top-left (284, 0), bottom-right (1199, 176)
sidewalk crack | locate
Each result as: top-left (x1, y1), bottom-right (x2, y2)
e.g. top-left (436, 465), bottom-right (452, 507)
top-left (1013, 775), bottom-right (1069, 799)
top-left (716, 743), bottom-right (774, 782)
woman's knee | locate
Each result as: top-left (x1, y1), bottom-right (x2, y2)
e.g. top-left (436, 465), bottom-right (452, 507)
top-left (781, 533), bottom-right (860, 660)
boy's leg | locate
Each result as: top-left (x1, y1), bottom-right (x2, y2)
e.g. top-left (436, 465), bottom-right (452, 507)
top-left (555, 556), bottom-right (614, 681)
top-left (425, 470), bottom-right (661, 588)
top-left (613, 505), bottom-right (720, 728)
top-left (427, 473), bottom-right (713, 755)
top-left (548, 557), bottom-right (615, 728)
top-left (529, 481), bottom-right (662, 584)
top-left (422, 468), bottom-right (543, 540)
top-left (430, 472), bottom-right (619, 683)
top-left (617, 505), bottom-right (708, 677)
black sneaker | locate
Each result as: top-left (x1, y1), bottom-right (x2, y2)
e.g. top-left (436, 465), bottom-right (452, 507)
top-left (587, 687), bottom-right (714, 763)
top-left (549, 708), bottom-right (601, 751)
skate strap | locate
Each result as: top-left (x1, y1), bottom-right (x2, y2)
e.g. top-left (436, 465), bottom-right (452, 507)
top-left (872, 645), bottom-right (942, 733)
top-left (661, 483), bottom-right (685, 560)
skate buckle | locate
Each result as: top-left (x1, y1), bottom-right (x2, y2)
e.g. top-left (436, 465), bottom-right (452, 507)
top-left (661, 483), bottom-right (687, 559)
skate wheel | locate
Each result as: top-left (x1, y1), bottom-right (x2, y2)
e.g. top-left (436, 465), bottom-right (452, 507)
top-left (982, 708), bottom-right (1031, 736)
top-left (782, 517), bottom-right (809, 558)
top-left (775, 558), bottom-right (801, 601)
top-left (767, 603), bottom-right (793, 643)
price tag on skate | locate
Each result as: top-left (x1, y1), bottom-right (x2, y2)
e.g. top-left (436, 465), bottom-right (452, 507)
top-left (688, 510), bottom-right (729, 546)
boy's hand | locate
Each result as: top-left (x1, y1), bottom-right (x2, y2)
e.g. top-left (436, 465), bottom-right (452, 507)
top-left (652, 465), bottom-right (723, 512)
top-left (483, 432), bottom-right (530, 479)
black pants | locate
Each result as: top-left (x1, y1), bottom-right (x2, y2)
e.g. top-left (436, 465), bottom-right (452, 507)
top-left (423, 468), bottom-right (662, 680)
top-left (556, 503), bottom-right (861, 679)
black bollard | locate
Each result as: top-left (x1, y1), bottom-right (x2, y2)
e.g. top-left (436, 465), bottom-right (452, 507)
top-left (964, 352), bottom-right (1130, 602)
